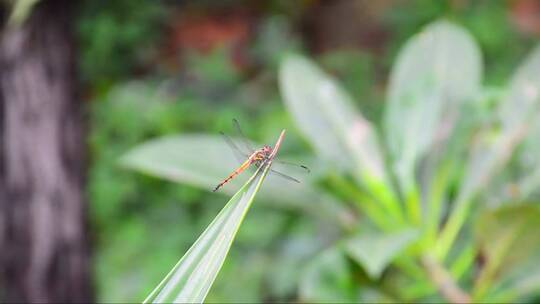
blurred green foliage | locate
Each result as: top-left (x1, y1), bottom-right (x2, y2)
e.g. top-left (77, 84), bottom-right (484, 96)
top-left (81, 0), bottom-right (540, 302)
top-left (384, 0), bottom-right (534, 85)
top-left (78, 0), bottom-right (165, 87)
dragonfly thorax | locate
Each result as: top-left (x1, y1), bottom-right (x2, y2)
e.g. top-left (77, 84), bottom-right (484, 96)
top-left (253, 145), bottom-right (273, 162)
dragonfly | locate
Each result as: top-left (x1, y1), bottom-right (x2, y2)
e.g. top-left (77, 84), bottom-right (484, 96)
top-left (213, 119), bottom-right (310, 192)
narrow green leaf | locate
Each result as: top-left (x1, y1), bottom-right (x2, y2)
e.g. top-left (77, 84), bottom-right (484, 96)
top-left (345, 229), bottom-right (418, 279)
top-left (141, 131), bottom-right (285, 303)
top-left (279, 54), bottom-right (402, 222)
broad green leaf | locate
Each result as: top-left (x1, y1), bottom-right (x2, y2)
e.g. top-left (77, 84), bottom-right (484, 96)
top-left (515, 118), bottom-right (540, 200)
top-left (462, 46), bottom-right (540, 201)
top-left (485, 117), bottom-right (540, 205)
top-left (120, 134), bottom-right (351, 226)
top-left (477, 46), bottom-right (540, 204)
top-left (142, 131), bottom-right (285, 303)
top-left (497, 45), bottom-right (540, 129)
top-left (458, 44), bottom-right (540, 204)
top-left (279, 54), bottom-right (388, 183)
top-left (345, 229), bottom-right (418, 279)
top-left (473, 204), bottom-right (540, 300)
top-left (487, 255), bottom-right (540, 302)
top-left (384, 20), bottom-right (481, 192)
top-left (279, 55), bottom-right (401, 221)
top-left (299, 247), bottom-right (358, 303)
top-left (438, 44), bottom-right (540, 259)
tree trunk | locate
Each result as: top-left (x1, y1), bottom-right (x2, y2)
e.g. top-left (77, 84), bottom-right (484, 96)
top-left (0, 0), bottom-right (92, 302)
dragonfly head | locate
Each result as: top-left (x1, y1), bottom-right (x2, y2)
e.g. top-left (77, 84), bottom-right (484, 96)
top-left (262, 145), bottom-right (272, 155)
top-left (256, 145), bottom-right (272, 160)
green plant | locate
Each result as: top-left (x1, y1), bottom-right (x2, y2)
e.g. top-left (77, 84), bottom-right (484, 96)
top-left (124, 20), bottom-right (540, 303)
top-left (127, 131), bottom-right (285, 303)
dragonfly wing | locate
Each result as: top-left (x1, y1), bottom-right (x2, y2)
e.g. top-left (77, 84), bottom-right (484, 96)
top-left (274, 160), bottom-right (311, 173)
top-left (220, 131), bottom-right (249, 164)
top-left (232, 118), bottom-right (255, 154)
top-left (269, 169), bottom-right (300, 183)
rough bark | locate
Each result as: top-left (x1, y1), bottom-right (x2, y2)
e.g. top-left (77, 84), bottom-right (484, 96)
top-left (0, 0), bottom-right (92, 302)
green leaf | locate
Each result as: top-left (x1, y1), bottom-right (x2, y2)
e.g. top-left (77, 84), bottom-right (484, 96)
top-left (279, 54), bottom-right (387, 183)
top-left (487, 255), bottom-right (540, 302)
top-left (496, 45), bottom-right (540, 201)
top-left (384, 20), bottom-right (482, 226)
top-left (121, 135), bottom-right (231, 191)
top-left (345, 229), bottom-right (418, 279)
top-left (515, 118), bottom-right (540, 200)
top-left (487, 116), bottom-right (540, 204)
top-left (497, 44), bottom-right (540, 130)
top-left (299, 247), bottom-right (358, 303)
top-left (438, 44), bottom-right (540, 259)
top-left (142, 131), bottom-right (285, 303)
top-left (473, 204), bottom-right (540, 300)
top-left (279, 55), bottom-right (402, 222)
top-left (120, 134), bottom-right (351, 226)
top-left (462, 44), bottom-right (540, 203)
top-left (384, 20), bottom-right (482, 190)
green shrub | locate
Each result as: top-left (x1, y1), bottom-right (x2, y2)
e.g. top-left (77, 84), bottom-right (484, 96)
top-left (125, 20), bottom-right (540, 303)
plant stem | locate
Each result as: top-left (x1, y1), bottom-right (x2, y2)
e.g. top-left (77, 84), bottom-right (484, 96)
top-left (422, 255), bottom-right (471, 304)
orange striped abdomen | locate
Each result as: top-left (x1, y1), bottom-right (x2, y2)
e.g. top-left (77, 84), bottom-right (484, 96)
top-left (212, 158), bottom-right (252, 192)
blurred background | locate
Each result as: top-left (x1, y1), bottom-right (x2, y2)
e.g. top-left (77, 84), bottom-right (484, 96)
top-left (0, 0), bottom-right (539, 303)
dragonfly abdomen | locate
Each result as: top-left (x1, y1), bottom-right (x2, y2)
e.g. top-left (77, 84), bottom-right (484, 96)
top-left (212, 158), bottom-right (253, 192)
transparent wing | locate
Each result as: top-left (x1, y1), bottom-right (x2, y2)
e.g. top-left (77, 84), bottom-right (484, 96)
top-left (252, 161), bottom-right (300, 183)
top-left (220, 131), bottom-right (249, 164)
top-left (232, 118), bottom-right (255, 154)
top-left (273, 160), bottom-right (311, 173)
top-left (269, 169), bottom-right (301, 183)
